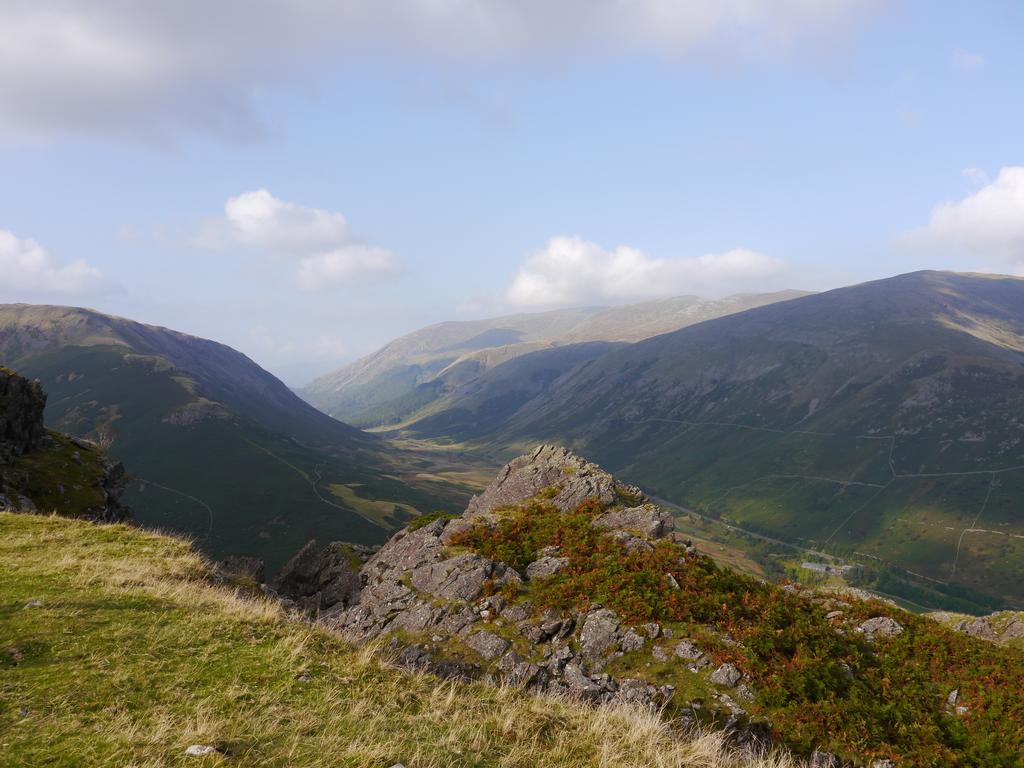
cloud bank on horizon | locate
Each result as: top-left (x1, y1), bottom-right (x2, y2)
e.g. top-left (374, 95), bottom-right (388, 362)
top-left (903, 167), bottom-right (1024, 274)
top-left (0, 230), bottom-right (111, 302)
top-left (0, 0), bottom-right (888, 142)
top-left (505, 237), bottom-right (787, 307)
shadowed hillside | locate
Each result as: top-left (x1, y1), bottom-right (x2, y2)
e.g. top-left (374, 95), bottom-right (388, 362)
top-left (402, 272), bottom-right (1024, 609)
top-left (0, 305), bottom-right (471, 570)
top-left (302, 291), bottom-right (807, 428)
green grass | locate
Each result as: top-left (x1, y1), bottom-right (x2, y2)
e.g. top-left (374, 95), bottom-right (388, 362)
top-left (327, 483), bottom-right (420, 528)
top-left (0, 512), bottom-right (802, 768)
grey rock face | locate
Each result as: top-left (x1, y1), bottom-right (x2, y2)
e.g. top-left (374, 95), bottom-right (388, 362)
top-left (674, 639), bottom-right (704, 661)
top-left (619, 628), bottom-right (645, 653)
top-left (562, 662), bottom-right (606, 701)
top-left (271, 540), bottom-right (363, 612)
top-left (219, 555), bottom-right (266, 583)
top-left (464, 444), bottom-right (645, 518)
top-left (365, 519), bottom-right (450, 579)
top-left (95, 454), bottom-right (131, 523)
top-left (465, 631), bottom-right (510, 660)
top-left (614, 678), bottom-right (660, 707)
top-left (0, 370), bottom-right (130, 523)
top-left (502, 601), bottom-right (533, 623)
top-left (0, 370), bottom-right (46, 464)
top-left (579, 609), bottom-right (621, 660)
top-left (411, 553), bottom-right (495, 602)
top-left (945, 688), bottom-right (969, 716)
top-left (605, 529), bottom-right (655, 554)
top-left (525, 556), bottom-right (569, 581)
top-left (947, 612), bottom-right (1024, 646)
top-left (593, 504), bottom-right (675, 540)
top-left (858, 616), bottom-right (904, 642)
top-left (0, 494), bottom-right (35, 512)
top-left (315, 446), bottom-right (730, 727)
top-left (1002, 618), bottom-right (1024, 642)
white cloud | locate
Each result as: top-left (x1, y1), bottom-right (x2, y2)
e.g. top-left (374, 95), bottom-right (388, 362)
top-left (0, 229), bottom-right (109, 300)
top-left (952, 49), bottom-right (984, 71)
top-left (904, 167), bottom-right (1024, 263)
top-left (225, 189), bottom-right (350, 254)
top-left (207, 189), bottom-right (398, 290)
top-left (505, 236), bottom-right (789, 307)
top-left (0, 1), bottom-right (890, 141)
top-left (296, 246), bottom-right (399, 291)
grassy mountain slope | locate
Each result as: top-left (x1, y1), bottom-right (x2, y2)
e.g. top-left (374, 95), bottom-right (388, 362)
top-left (0, 306), bottom-right (468, 571)
top-left (406, 272), bottom-right (1024, 609)
top-left (302, 291), bottom-right (806, 428)
top-left (0, 511), bottom-right (799, 768)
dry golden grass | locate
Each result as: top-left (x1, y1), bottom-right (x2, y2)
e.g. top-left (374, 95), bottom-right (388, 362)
top-left (0, 512), bottom-right (803, 768)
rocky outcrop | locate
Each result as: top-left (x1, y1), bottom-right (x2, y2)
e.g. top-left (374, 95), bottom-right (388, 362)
top-left (857, 616), bottom-right (904, 642)
top-left (0, 370), bottom-right (129, 522)
top-left (218, 555), bottom-right (266, 583)
top-left (271, 540), bottom-right (373, 613)
top-left (315, 445), bottom-right (698, 715)
top-left (94, 447), bottom-right (131, 522)
top-left (464, 444), bottom-right (646, 518)
top-left (593, 503), bottom-right (673, 539)
top-left (0, 369), bottom-right (47, 464)
top-left (929, 610), bottom-right (1024, 647)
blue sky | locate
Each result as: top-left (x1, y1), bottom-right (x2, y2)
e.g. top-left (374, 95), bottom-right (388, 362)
top-left (1, 0), bottom-right (1023, 383)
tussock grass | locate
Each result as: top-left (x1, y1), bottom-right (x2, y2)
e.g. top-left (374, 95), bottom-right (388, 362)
top-left (0, 512), bottom-right (801, 768)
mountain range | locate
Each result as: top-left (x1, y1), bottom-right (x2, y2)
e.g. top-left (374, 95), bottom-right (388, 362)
top-left (380, 272), bottom-right (1024, 610)
top-left (301, 291), bottom-right (808, 428)
top-left (0, 305), bottom-right (470, 570)
top-left (6, 271), bottom-right (1024, 610)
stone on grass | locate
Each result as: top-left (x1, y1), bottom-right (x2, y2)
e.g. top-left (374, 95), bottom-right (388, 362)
top-left (673, 639), bottom-right (703, 661)
top-left (525, 556), bottom-right (569, 581)
top-left (710, 663), bottom-right (742, 687)
top-left (465, 630), bottom-right (510, 660)
top-left (858, 616), bottom-right (904, 642)
top-left (579, 609), bottom-right (620, 659)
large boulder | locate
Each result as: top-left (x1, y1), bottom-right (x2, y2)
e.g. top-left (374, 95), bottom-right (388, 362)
top-left (857, 616), bottom-right (904, 642)
top-left (579, 608), bottom-right (621, 660)
top-left (593, 503), bottom-right (674, 540)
